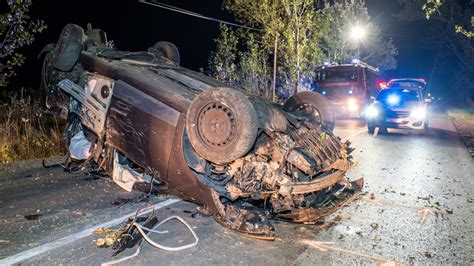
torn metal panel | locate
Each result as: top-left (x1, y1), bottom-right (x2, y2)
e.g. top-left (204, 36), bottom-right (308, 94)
top-left (58, 73), bottom-right (114, 136)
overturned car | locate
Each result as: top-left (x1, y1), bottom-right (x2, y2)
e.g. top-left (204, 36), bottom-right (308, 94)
top-left (41, 24), bottom-right (363, 240)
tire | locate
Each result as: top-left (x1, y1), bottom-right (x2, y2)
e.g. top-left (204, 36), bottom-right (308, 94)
top-left (186, 87), bottom-right (258, 164)
top-left (148, 41), bottom-right (180, 65)
top-left (51, 24), bottom-right (84, 72)
top-left (423, 122), bottom-right (429, 134)
top-left (368, 126), bottom-right (375, 134)
top-left (283, 91), bottom-right (335, 132)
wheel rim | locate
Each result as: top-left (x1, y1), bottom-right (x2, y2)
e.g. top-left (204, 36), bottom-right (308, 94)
top-left (196, 102), bottom-right (237, 151)
top-left (297, 104), bottom-right (322, 124)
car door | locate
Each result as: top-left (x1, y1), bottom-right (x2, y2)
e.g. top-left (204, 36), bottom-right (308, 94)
top-left (106, 80), bottom-right (181, 177)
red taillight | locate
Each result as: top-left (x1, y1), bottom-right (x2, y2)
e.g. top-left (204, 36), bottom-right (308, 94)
top-left (377, 80), bottom-right (387, 89)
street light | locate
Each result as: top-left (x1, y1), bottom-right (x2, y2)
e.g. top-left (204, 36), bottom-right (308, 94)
top-left (350, 25), bottom-right (366, 60)
top-left (350, 26), bottom-right (366, 41)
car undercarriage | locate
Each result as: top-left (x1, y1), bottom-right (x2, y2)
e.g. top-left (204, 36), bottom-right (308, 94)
top-left (40, 24), bottom-right (363, 240)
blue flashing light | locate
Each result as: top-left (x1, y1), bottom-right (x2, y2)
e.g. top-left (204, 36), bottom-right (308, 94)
top-left (323, 61), bottom-right (330, 66)
top-left (351, 59), bottom-right (359, 64)
top-left (322, 91), bottom-right (327, 95)
top-left (387, 94), bottom-right (400, 105)
top-left (348, 89), bottom-right (353, 95)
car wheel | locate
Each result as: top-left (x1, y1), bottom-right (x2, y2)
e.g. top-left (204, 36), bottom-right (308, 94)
top-left (368, 126), bottom-right (375, 134)
top-left (149, 41), bottom-right (180, 65)
top-left (283, 91), bottom-right (335, 132)
top-left (423, 122), bottom-right (429, 134)
top-left (51, 24), bottom-right (84, 72)
top-left (186, 87), bottom-right (258, 164)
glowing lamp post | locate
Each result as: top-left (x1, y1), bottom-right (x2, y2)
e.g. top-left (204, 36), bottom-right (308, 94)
top-left (350, 26), bottom-right (366, 60)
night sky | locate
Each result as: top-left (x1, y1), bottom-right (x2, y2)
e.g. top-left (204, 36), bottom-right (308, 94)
top-left (7, 0), bottom-right (462, 100)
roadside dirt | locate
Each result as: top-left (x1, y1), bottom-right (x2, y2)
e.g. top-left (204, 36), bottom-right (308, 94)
top-left (447, 108), bottom-right (474, 157)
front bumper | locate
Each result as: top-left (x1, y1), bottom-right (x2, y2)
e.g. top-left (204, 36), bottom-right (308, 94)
top-left (331, 100), bottom-right (364, 118)
top-left (368, 116), bottom-right (426, 129)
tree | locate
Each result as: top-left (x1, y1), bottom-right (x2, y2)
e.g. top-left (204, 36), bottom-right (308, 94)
top-left (238, 34), bottom-right (272, 98)
top-left (208, 0), bottom-right (327, 97)
top-left (0, 0), bottom-right (46, 87)
top-left (207, 24), bottom-right (239, 86)
top-left (208, 0), bottom-right (398, 99)
top-left (225, 0), bottom-right (327, 95)
top-left (320, 0), bottom-right (398, 71)
top-left (398, 0), bottom-right (473, 104)
top-left (208, 25), bottom-right (272, 98)
top-left (422, 0), bottom-right (473, 38)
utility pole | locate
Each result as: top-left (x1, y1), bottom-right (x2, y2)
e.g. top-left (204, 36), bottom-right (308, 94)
top-left (294, 0), bottom-right (300, 95)
top-left (272, 34), bottom-right (278, 102)
top-left (357, 41), bottom-right (360, 60)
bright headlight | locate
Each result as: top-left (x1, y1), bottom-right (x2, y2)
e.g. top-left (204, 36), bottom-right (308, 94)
top-left (347, 98), bottom-right (359, 112)
top-left (365, 106), bottom-right (378, 118)
top-left (411, 107), bottom-right (426, 120)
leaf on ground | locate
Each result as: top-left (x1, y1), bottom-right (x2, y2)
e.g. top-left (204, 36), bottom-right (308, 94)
top-left (370, 223), bottom-right (379, 230)
top-left (24, 214), bottom-right (42, 220)
top-left (424, 251), bottom-right (433, 258)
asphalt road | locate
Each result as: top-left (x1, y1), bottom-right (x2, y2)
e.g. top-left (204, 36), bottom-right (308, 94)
top-left (0, 107), bottom-right (472, 265)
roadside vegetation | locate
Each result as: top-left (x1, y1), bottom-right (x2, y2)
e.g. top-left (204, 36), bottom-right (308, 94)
top-left (0, 1), bottom-right (59, 163)
top-left (0, 93), bottom-right (66, 163)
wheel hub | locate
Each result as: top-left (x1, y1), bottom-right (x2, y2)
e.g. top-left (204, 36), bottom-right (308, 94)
top-left (197, 103), bottom-right (236, 149)
top-left (297, 104), bottom-right (321, 123)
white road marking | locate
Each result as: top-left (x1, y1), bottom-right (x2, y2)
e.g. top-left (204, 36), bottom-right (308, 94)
top-left (0, 198), bottom-right (181, 266)
top-left (343, 129), bottom-right (367, 141)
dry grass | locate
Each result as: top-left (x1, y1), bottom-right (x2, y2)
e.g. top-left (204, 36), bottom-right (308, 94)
top-left (0, 96), bottom-right (67, 163)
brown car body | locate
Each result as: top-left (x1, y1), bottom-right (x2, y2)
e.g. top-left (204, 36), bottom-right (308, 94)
top-left (42, 24), bottom-right (363, 239)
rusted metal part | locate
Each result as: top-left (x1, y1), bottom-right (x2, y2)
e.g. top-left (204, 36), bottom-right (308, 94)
top-left (279, 169), bottom-right (345, 195)
top-left (278, 193), bottom-right (358, 223)
top-left (278, 178), bottom-right (364, 223)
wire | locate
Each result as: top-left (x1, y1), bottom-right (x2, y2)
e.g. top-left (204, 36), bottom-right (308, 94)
top-left (138, 0), bottom-right (262, 32)
top-left (101, 215), bottom-right (198, 266)
top-left (133, 215), bottom-right (199, 251)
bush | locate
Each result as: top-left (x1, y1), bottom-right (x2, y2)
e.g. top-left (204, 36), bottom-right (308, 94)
top-left (0, 93), bottom-right (66, 163)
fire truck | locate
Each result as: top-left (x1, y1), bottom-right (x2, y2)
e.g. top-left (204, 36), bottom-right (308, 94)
top-left (314, 60), bottom-right (381, 118)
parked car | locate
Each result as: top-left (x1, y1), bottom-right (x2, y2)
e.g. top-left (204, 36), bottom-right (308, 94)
top-left (365, 78), bottom-right (430, 134)
top-left (40, 24), bottom-right (363, 240)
